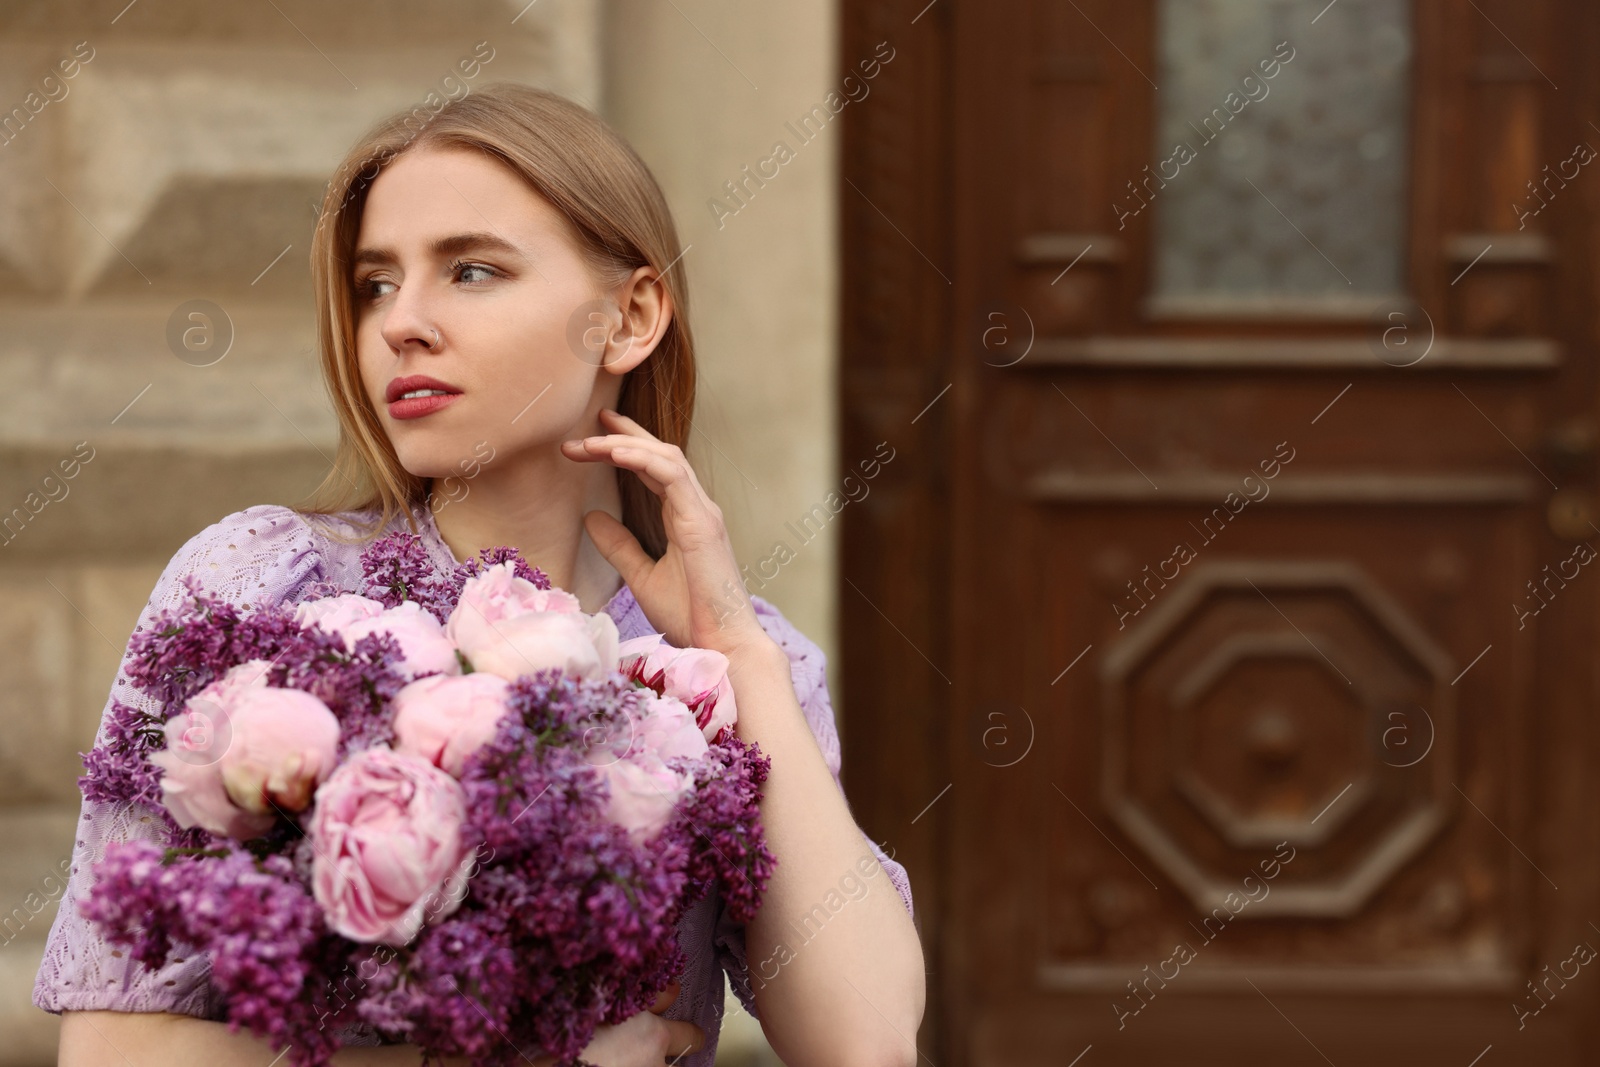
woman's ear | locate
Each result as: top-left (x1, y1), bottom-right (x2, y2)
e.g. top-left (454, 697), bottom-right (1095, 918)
top-left (600, 265), bottom-right (673, 375)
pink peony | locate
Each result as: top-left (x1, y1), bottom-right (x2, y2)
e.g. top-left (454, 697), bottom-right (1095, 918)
top-left (583, 690), bottom-right (707, 781)
top-left (444, 564), bottom-right (580, 647)
top-left (204, 657), bottom-right (275, 704)
top-left (309, 747), bottom-right (475, 946)
top-left (298, 595), bottom-right (460, 679)
top-left (392, 672), bottom-right (513, 777)
top-left (445, 563), bottom-right (616, 681)
top-left (151, 678), bottom-right (340, 840)
top-left (618, 634), bottom-right (738, 741)
top-left (344, 601), bottom-right (461, 678)
top-left (628, 692), bottom-right (709, 764)
top-left (594, 751), bottom-right (695, 842)
top-left (219, 688), bottom-right (342, 814)
top-left (294, 593), bottom-right (386, 633)
top-left (470, 610), bottom-right (619, 682)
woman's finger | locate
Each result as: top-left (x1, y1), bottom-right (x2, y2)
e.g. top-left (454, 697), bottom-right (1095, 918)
top-left (648, 979), bottom-right (682, 1014)
top-left (597, 406), bottom-right (655, 440)
top-left (586, 509), bottom-right (655, 590)
top-left (574, 441), bottom-right (722, 536)
top-left (567, 418), bottom-right (712, 498)
top-left (561, 435), bottom-right (673, 495)
top-left (595, 408), bottom-right (701, 493)
top-left (563, 437), bottom-right (667, 496)
top-left (610, 447), bottom-right (726, 540)
top-left (562, 432), bottom-right (685, 472)
top-left (660, 1020), bottom-right (706, 1061)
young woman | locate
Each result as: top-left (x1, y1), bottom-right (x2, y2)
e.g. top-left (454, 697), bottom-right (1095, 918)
top-left (35, 84), bottom-right (923, 1066)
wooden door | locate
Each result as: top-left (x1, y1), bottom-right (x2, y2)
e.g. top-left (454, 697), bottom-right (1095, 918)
top-left (840, 1), bottom-right (1600, 1064)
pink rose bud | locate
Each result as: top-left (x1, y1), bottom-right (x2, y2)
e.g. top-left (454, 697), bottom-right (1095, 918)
top-left (392, 672), bottom-right (513, 777)
top-left (618, 634), bottom-right (738, 741)
top-left (298, 594), bottom-right (460, 679)
top-left (150, 669), bottom-right (339, 840)
top-left (310, 747), bottom-right (475, 946)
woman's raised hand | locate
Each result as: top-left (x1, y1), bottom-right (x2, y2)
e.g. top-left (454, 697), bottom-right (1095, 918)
top-left (562, 407), bottom-right (773, 661)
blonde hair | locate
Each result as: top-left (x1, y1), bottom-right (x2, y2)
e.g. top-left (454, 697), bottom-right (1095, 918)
top-left (298, 82), bottom-right (694, 560)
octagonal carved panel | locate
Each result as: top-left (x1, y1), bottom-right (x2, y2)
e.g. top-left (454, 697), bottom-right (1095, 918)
top-left (1100, 560), bottom-right (1456, 918)
top-left (1173, 632), bottom-right (1375, 849)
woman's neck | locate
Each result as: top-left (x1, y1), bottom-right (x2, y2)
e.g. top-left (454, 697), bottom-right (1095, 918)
top-left (429, 446), bottom-right (626, 613)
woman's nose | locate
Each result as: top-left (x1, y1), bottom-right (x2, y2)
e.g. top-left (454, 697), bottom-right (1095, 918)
top-left (378, 280), bottom-right (442, 354)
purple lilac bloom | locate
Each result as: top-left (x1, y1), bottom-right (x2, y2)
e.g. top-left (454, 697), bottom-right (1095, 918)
top-left (83, 840), bottom-right (344, 1066)
top-left (78, 700), bottom-right (167, 814)
top-left (358, 531), bottom-right (449, 617)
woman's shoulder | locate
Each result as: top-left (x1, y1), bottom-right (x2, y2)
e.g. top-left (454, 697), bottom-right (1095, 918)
top-left (153, 503), bottom-right (390, 616)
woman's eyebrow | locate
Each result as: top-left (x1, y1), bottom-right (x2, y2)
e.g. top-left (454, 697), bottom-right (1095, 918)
top-left (351, 231), bottom-right (525, 268)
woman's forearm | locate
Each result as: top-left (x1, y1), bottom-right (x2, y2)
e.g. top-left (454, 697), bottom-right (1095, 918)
top-left (59, 1010), bottom-right (497, 1066)
top-left (726, 640), bottom-right (926, 1067)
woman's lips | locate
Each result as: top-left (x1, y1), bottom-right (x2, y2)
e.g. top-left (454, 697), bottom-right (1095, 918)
top-left (388, 392), bottom-right (463, 420)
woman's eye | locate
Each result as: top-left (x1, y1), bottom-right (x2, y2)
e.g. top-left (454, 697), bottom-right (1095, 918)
top-left (358, 277), bottom-right (396, 301)
top-left (355, 262), bottom-right (497, 301)
top-left (454, 262), bottom-right (498, 285)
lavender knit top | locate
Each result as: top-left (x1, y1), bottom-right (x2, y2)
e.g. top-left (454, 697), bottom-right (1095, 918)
top-left (32, 502), bottom-right (914, 1065)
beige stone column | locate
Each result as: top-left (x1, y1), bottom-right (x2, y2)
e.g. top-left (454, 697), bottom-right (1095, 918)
top-left (604, 6), bottom-right (837, 1062)
top-left (603, 0), bottom-right (842, 679)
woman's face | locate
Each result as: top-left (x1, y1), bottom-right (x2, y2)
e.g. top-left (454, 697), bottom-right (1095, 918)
top-left (350, 146), bottom-right (630, 480)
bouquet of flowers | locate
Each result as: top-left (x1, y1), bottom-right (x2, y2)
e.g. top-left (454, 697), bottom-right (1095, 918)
top-left (77, 532), bottom-right (776, 1066)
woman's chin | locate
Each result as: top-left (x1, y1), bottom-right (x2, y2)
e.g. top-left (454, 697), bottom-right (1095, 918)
top-left (395, 447), bottom-right (478, 480)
